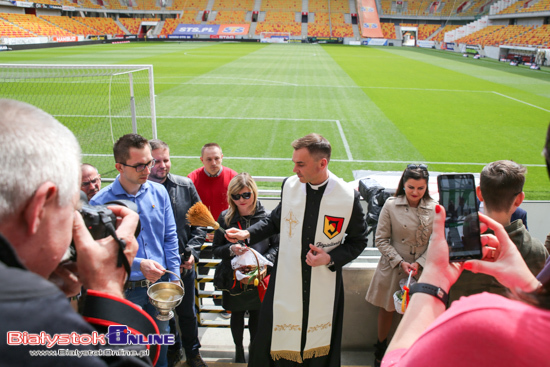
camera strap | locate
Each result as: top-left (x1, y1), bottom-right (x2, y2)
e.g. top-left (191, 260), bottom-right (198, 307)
top-left (100, 212), bottom-right (132, 279)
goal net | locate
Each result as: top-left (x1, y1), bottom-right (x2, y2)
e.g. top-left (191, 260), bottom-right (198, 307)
top-left (260, 32), bottom-right (291, 43)
top-left (0, 64), bottom-right (157, 177)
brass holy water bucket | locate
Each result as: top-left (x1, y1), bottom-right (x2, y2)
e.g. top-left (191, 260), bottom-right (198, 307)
top-left (147, 270), bottom-right (184, 321)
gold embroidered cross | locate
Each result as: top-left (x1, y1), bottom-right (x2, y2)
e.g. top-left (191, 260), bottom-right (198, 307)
top-left (284, 210), bottom-right (299, 237)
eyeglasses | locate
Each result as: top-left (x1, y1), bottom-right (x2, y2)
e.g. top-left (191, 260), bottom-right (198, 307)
top-left (231, 192), bottom-right (252, 201)
top-left (81, 176), bottom-right (100, 187)
top-left (118, 159), bottom-right (156, 172)
top-left (407, 164), bottom-right (428, 171)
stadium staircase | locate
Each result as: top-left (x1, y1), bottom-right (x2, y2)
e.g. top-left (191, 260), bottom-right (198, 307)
top-left (394, 24), bottom-right (402, 40)
top-left (206, 0), bottom-right (215, 12)
top-left (152, 20), bottom-right (164, 37)
top-left (427, 25), bottom-right (444, 41)
top-left (115, 19), bottom-right (129, 35)
top-left (301, 21), bottom-right (308, 38)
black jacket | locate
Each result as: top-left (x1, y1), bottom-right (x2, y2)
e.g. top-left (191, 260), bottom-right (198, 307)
top-left (164, 173), bottom-right (206, 262)
top-left (212, 202), bottom-right (279, 311)
top-left (0, 233), bottom-right (152, 366)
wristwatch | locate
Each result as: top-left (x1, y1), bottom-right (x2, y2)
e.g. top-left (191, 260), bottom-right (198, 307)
top-left (327, 256), bottom-right (334, 267)
top-left (409, 283), bottom-right (449, 306)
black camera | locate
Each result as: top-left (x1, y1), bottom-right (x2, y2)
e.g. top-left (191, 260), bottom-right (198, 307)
top-left (67, 199), bottom-right (140, 262)
top-left (80, 204), bottom-right (118, 240)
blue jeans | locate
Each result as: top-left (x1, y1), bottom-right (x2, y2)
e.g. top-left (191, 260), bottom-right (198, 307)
top-left (174, 267), bottom-right (201, 359)
top-left (125, 275), bottom-right (171, 367)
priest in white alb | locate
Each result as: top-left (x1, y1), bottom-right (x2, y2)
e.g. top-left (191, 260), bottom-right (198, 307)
top-left (226, 133), bottom-right (369, 367)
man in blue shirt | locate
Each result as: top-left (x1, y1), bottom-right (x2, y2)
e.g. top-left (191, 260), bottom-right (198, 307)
top-left (90, 133), bottom-right (180, 367)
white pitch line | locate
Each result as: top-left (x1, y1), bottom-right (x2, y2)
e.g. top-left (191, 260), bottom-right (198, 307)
top-left (157, 115), bottom-right (337, 122)
top-left (189, 76), bottom-right (299, 87)
top-left (80, 154), bottom-right (546, 167)
top-left (55, 115), bottom-right (338, 122)
top-left (335, 120), bottom-right (353, 161)
top-left (492, 92), bottom-right (550, 113)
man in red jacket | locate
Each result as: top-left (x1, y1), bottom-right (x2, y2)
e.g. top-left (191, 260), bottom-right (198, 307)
top-left (188, 143), bottom-right (237, 316)
top-left (188, 143), bottom-right (238, 222)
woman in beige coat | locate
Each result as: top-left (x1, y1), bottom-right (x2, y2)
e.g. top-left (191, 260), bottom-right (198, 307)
top-left (365, 164), bottom-right (436, 367)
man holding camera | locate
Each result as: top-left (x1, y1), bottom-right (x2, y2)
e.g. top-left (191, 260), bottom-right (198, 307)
top-left (90, 133), bottom-right (180, 367)
top-left (448, 160), bottom-right (548, 303)
top-left (148, 139), bottom-right (207, 367)
top-left (0, 99), bottom-right (152, 366)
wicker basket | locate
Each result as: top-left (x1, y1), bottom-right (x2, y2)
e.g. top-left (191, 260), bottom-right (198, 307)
top-left (239, 266), bottom-right (267, 286)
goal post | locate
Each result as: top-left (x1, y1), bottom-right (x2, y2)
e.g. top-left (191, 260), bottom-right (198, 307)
top-left (0, 64), bottom-right (157, 176)
top-left (260, 32), bottom-right (291, 43)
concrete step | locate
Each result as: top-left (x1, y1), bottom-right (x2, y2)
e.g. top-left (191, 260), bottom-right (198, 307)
top-left (176, 324), bottom-right (374, 367)
top-left (197, 363), bottom-right (371, 367)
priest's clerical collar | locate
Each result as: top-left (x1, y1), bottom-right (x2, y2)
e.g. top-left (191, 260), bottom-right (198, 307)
top-left (308, 177), bottom-right (329, 190)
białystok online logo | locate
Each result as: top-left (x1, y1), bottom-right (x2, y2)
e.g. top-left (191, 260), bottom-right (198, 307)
top-left (106, 326), bottom-right (174, 345)
top-left (8, 326), bottom-right (174, 347)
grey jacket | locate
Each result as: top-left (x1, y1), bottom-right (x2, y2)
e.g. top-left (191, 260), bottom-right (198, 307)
top-left (164, 173), bottom-right (206, 262)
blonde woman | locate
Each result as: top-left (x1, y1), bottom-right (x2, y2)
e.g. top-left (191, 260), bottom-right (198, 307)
top-left (212, 173), bottom-right (279, 364)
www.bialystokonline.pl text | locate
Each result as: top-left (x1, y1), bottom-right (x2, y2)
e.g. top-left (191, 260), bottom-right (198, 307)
top-left (28, 349), bottom-right (150, 358)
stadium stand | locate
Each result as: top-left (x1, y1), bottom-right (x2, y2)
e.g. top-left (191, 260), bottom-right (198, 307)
top-left (165, 0), bottom-right (207, 10)
top-left (161, 0), bottom-right (206, 10)
top-left (380, 0), bottom-right (392, 14)
top-left (330, 0), bottom-right (350, 13)
top-left (60, 0), bottom-right (82, 7)
top-left (400, 23), bottom-right (419, 27)
top-left (213, 0), bottom-right (254, 11)
top-left (255, 11), bottom-right (301, 36)
top-left (308, 12), bottom-right (330, 37)
top-left (133, 0), bottom-right (161, 10)
top-left (309, 0), bottom-right (329, 12)
top-left (119, 18), bottom-right (160, 34)
top-left (482, 25), bottom-right (532, 46)
top-left (79, 0), bottom-right (103, 9)
top-left (308, 0), bottom-right (349, 12)
top-left (418, 24), bottom-right (440, 40)
top-left (119, 18), bottom-right (141, 33)
top-left (506, 24), bottom-right (550, 47)
top-left (305, 0), bottom-right (353, 38)
top-left (77, 17), bottom-right (125, 35)
top-left (261, 0), bottom-right (301, 11)
top-left (403, 1), bottom-right (428, 15)
top-left (379, 0), bottom-right (493, 17)
top-left (207, 10), bottom-right (246, 24)
top-left (41, 15), bottom-right (99, 36)
top-left (160, 18), bottom-right (179, 35)
top-left (0, 14), bottom-right (72, 37)
top-left (103, 0), bottom-right (126, 9)
top-left (519, 0), bottom-right (550, 12)
top-left (330, 13), bottom-right (353, 38)
top-left (498, 0), bottom-right (534, 14)
top-left (453, 24), bottom-right (509, 46)
top-left (34, 0), bottom-right (62, 4)
top-left (0, 17), bottom-right (36, 38)
top-left (160, 16), bottom-right (204, 35)
top-left (381, 22), bottom-right (396, 39)
top-left (459, 0), bottom-right (492, 15)
top-left (431, 24), bottom-right (459, 42)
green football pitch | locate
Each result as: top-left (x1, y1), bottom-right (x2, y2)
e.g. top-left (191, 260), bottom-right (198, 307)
top-left (1, 42), bottom-right (550, 199)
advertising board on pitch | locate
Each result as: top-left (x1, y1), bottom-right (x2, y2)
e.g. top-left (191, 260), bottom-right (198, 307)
top-left (173, 24), bottom-right (249, 36)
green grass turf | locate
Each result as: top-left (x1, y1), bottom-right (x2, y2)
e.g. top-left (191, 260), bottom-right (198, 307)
top-left (1, 42), bottom-right (549, 198)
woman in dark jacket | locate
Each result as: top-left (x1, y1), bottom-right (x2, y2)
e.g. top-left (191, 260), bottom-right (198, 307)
top-left (212, 172), bottom-right (279, 364)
